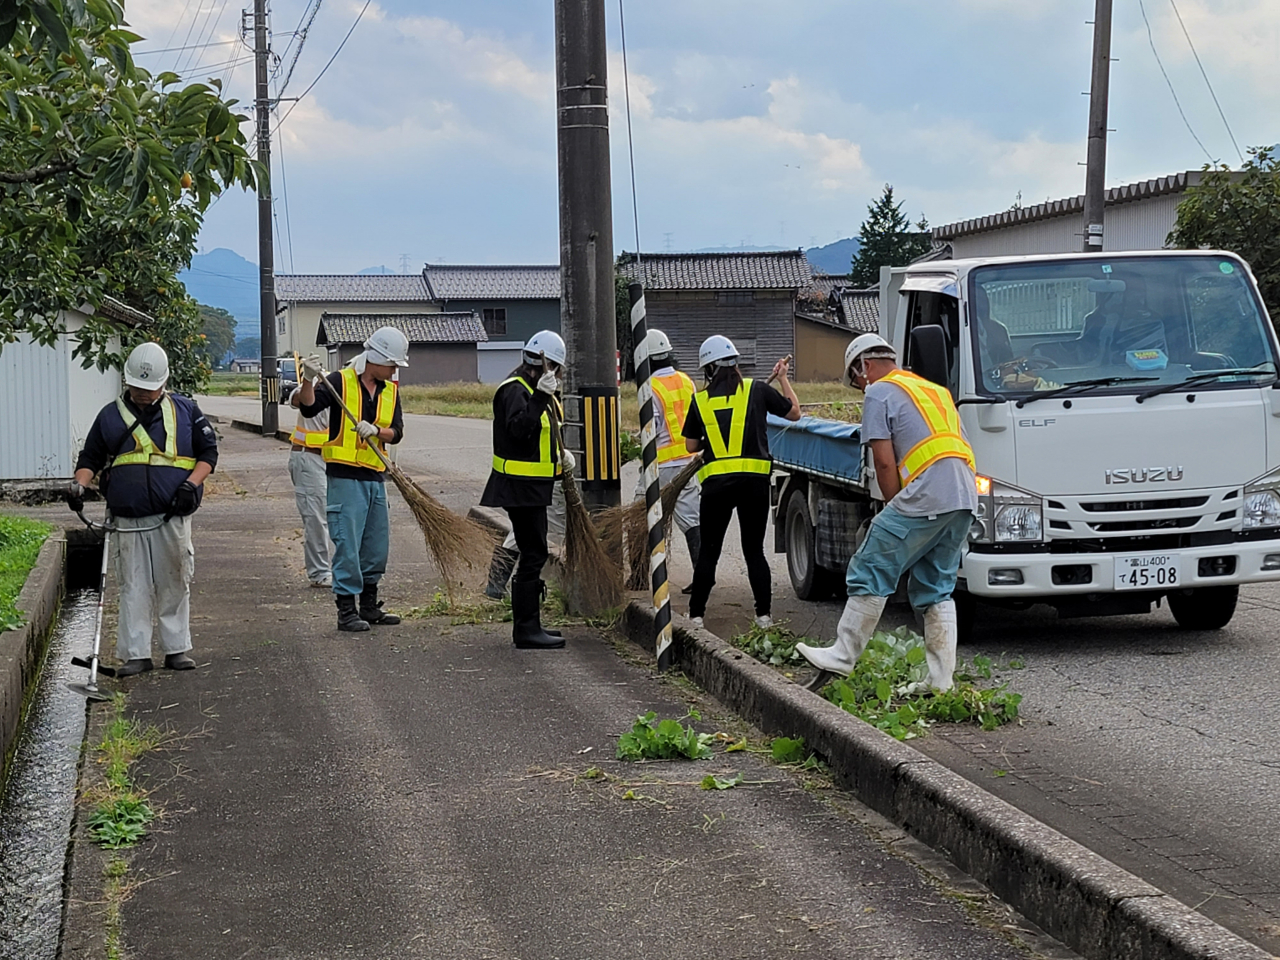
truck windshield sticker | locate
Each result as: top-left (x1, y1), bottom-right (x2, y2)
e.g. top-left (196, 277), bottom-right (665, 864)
top-left (1126, 348), bottom-right (1168, 371)
top-left (1220, 261), bottom-right (1235, 274)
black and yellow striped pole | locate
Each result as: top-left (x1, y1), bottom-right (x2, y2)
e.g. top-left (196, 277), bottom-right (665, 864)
top-left (628, 281), bottom-right (674, 669)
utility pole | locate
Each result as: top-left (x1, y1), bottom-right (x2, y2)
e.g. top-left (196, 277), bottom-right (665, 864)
top-left (554, 0), bottom-right (619, 511)
top-left (254, 0), bottom-right (279, 434)
top-left (1082, 0), bottom-right (1112, 252)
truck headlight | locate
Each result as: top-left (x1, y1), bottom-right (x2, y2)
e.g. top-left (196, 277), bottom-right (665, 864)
top-left (972, 475), bottom-right (1044, 544)
top-left (1243, 466), bottom-right (1280, 529)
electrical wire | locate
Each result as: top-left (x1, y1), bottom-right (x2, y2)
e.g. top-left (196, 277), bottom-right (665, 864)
top-left (618, 0), bottom-right (642, 262)
top-left (1137, 0), bottom-right (1214, 163)
top-left (161, 0), bottom-right (200, 54)
top-left (135, 38), bottom-right (237, 56)
top-left (271, 73), bottom-right (297, 272)
top-left (273, 0), bottom-right (370, 133)
top-left (277, 0), bottom-right (324, 97)
top-left (179, 0), bottom-right (234, 76)
top-left (1166, 0), bottom-right (1243, 165)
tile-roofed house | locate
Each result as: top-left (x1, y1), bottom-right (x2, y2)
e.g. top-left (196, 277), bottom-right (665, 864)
top-left (315, 312), bottom-right (487, 386)
top-left (423, 264), bottom-right (560, 301)
top-left (617, 250), bottom-right (812, 291)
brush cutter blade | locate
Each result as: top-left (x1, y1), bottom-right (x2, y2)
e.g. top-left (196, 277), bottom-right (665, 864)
top-left (71, 656), bottom-right (116, 678)
top-left (66, 681), bottom-right (112, 702)
top-left (804, 669), bottom-right (836, 693)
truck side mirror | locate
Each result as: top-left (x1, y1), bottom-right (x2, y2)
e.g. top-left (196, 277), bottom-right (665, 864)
top-left (909, 324), bottom-right (950, 388)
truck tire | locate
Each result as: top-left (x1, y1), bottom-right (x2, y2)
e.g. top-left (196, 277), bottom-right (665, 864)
top-left (955, 590), bottom-right (976, 645)
top-left (1167, 586), bottom-right (1238, 630)
top-left (785, 490), bottom-right (841, 601)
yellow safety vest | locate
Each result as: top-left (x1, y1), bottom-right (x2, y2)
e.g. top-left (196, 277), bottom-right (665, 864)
top-left (878, 369), bottom-right (976, 486)
top-left (491, 377), bottom-right (563, 479)
top-left (693, 378), bottom-right (771, 482)
top-left (291, 418), bottom-right (328, 448)
top-left (651, 371), bottom-right (695, 464)
top-left (110, 395), bottom-right (198, 470)
top-left (322, 367), bottom-right (397, 472)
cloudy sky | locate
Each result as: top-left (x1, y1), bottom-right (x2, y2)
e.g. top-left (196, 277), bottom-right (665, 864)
top-left (127, 0), bottom-right (1278, 272)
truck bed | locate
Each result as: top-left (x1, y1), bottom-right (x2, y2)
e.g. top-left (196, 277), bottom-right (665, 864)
top-left (767, 414), bottom-right (865, 489)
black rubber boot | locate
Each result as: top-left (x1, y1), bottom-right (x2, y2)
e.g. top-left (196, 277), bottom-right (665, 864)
top-left (511, 580), bottom-right (563, 649)
top-left (336, 594), bottom-right (370, 632)
top-left (164, 652), bottom-right (195, 670)
top-left (681, 526), bottom-right (702, 595)
top-left (116, 658), bottom-right (153, 677)
top-left (359, 584), bottom-right (401, 625)
top-left (484, 546), bottom-right (519, 600)
top-left (539, 580), bottom-right (562, 638)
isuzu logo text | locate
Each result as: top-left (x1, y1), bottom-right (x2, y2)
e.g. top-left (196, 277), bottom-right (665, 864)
top-left (1105, 466), bottom-right (1185, 484)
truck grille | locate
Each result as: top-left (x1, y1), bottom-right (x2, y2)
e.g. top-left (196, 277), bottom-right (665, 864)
top-left (1078, 496), bottom-right (1209, 512)
top-left (1045, 487), bottom-right (1240, 544)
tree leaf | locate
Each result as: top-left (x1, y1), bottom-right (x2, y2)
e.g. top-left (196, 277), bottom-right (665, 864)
top-left (30, 0), bottom-right (71, 53)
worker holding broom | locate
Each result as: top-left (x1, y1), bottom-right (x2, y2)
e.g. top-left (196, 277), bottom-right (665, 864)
top-left (297, 327), bottom-right (408, 633)
top-left (681, 336), bottom-right (801, 630)
top-left (796, 333), bottom-right (977, 692)
top-left (480, 330), bottom-right (573, 650)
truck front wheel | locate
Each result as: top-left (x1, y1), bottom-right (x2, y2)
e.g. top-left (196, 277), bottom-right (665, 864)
top-left (785, 490), bottom-right (842, 601)
top-left (1167, 585), bottom-right (1238, 630)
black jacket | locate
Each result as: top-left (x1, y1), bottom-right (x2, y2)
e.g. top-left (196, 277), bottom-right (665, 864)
top-left (480, 371), bottom-right (559, 509)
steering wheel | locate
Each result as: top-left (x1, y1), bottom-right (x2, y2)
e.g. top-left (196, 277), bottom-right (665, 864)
top-left (1006, 354), bottom-right (1059, 372)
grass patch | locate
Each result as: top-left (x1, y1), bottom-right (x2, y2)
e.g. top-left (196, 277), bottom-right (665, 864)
top-left (86, 694), bottom-right (163, 848)
top-left (403, 590), bottom-right (512, 624)
top-left (201, 372), bottom-right (260, 397)
top-left (0, 514), bottom-right (53, 631)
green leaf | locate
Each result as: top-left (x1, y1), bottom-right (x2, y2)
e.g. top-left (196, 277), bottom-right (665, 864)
top-left (905, 646), bottom-right (926, 666)
top-left (770, 736), bottom-right (807, 764)
top-left (30, 0), bottom-right (72, 53)
top-left (875, 679), bottom-right (892, 703)
top-left (700, 772), bottom-right (743, 791)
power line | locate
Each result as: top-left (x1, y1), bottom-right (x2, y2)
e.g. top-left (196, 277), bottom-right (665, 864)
top-left (135, 38), bottom-right (237, 56)
top-left (273, 0), bottom-right (370, 132)
top-left (178, 0), bottom-right (233, 76)
top-left (277, 0), bottom-right (324, 97)
top-left (618, 0), bottom-right (642, 259)
top-left (1166, 0), bottom-right (1243, 164)
top-left (1137, 0), bottom-right (1214, 163)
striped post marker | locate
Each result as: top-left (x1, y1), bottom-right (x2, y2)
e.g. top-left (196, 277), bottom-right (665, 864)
top-left (628, 281), bottom-right (674, 669)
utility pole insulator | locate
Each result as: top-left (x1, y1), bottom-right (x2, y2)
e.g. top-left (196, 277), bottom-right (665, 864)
top-left (1082, 0), bottom-right (1112, 253)
top-left (254, 0), bottom-right (279, 434)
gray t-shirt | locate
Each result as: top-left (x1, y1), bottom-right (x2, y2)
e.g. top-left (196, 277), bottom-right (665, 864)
top-left (861, 377), bottom-right (978, 518)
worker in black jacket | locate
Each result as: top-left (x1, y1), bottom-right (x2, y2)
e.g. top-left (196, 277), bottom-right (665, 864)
top-left (479, 330), bottom-right (573, 649)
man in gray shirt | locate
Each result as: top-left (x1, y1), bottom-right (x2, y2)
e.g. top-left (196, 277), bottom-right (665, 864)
top-left (797, 334), bottom-right (977, 692)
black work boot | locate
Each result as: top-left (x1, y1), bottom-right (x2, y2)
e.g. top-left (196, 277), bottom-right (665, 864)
top-left (359, 584), bottom-right (401, 625)
top-left (485, 546), bottom-right (519, 600)
top-left (539, 580), bottom-right (562, 638)
top-left (682, 526), bottom-right (702, 595)
top-left (164, 652), bottom-right (195, 670)
top-left (336, 594), bottom-right (370, 632)
top-left (116, 658), bottom-right (153, 677)
top-left (511, 580), bottom-right (563, 649)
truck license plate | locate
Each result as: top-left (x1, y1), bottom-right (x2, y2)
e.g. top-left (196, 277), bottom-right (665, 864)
top-left (1114, 553), bottom-right (1179, 590)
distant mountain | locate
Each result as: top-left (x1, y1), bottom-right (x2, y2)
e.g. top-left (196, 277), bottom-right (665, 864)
top-left (692, 244), bottom-right (789, 254)
top-left (180, 248), bottom-right (260, 327)
top-left (804, 237), bottom-right (861, 275)
top-left (358, 265), bottom-right (396, 275)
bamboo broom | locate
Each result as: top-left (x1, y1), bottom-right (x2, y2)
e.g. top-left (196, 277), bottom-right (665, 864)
top-left (311, 368), bottom-right (493, 596)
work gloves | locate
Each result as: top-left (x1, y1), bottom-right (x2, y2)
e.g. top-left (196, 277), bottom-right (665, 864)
top-left (300, 354), bottom-right (326, 381)
top-left (356, 420), bottom-right (380, 441)
top-left (165, 481), bottom-right (200, 521)
top-left (560, 449), bottom-right (576, 473)
top-left (536, 370), bottom-right (559, 396)
top-left (66, 480), bottom-right (86, 513)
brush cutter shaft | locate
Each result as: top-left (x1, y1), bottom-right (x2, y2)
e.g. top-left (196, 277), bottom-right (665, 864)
top-left (76, 509), bottom-right (167, 533)
top-left (86, 529), bottom-right (110, 689)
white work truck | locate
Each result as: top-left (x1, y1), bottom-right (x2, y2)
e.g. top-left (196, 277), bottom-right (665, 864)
top-left (770, 250), bottom-right (1280, 632)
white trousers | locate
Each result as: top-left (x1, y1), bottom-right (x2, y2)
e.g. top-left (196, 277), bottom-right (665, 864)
top-left (502, 481), bottom-right (567, 552)
top-left (113, 514), bottom-right (194, 661)
top-left (633, 460), bottom-right (701, 533)
top-left (288, 449), bottom-right (333, 582)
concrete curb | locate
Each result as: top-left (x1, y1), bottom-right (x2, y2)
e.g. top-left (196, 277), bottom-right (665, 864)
top-left (0, 535), bottom-right (66, 776)
top-left (620, 601), bottom-right (1274, 960)
top-left (228, 418), bottom-right (291, 443)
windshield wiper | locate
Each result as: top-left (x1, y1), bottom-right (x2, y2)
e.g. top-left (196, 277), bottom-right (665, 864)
top-left (1014, 376), bottom-right (1158, 408)
top-left (1135, 364), bottom-right (1277, 403)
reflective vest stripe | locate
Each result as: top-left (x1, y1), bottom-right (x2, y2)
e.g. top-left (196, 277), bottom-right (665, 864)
top-left (878, 369), bottom-right (976, 485)
top-left (491, 377), bottom-right (562, 479)
top-left (693, 378), bottom-right (771, 482)
top-left (650, 372), bottom-right (694, 464)
top-left (291, 424), bottom-right (328, 448)
top-left (111, 396), bottom-right (198, 470)
top-left (321, 368), bottom-right (397, 471)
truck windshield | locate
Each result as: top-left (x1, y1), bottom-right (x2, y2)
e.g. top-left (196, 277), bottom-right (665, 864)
top-left (969, 255), bottom-right (1277, 399)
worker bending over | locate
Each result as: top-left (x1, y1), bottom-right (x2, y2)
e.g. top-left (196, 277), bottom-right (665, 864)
top-left (681, 336), bottom-right (800, 630)
top-left (633, 329), bottom-right (702, 592)
top-left (286, 375), bottom-right (333, 588)
top-left (70, 342), bottom-right (217, 676)
top-left (797, 334), bottom-right (977, 692)
top-left (298, 328), bottom-right (407, 632)
top-left (480, 331), bottom-right (574, 649)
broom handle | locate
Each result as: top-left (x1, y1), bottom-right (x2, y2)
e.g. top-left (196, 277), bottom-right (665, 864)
top-left (312, 369), bottom-right (395, 472)
top-left (766, 354), bottom-right (793, 386)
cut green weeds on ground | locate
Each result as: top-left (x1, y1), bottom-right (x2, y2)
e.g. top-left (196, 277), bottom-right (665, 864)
top-left (729, 619), bottom-right (807, 667)
top-left (617, 709), bottom-right (714, 760)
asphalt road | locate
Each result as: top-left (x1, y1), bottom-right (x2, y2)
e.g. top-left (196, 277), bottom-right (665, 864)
top-left (201, 394), bottom-right (1280, 952)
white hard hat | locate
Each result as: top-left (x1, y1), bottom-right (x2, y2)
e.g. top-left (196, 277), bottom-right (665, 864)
top-left (123, 341), bottom-right (170, 389)
top-left (364, 326), bottom-right (410, 367)
top-left (524, 330), bottom-right (567, 368)
top-left (843, 333), bottom-right (895, 386)
top-left (643, 329), bottom-right (673, 359)
top-left (699, 334), bottom-right (739, 369)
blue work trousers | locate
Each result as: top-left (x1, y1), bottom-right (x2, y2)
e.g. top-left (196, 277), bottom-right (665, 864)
top-left (845, 507), bottom-right (972, 610)
top-left (327, 476), bottom-right (390, 598)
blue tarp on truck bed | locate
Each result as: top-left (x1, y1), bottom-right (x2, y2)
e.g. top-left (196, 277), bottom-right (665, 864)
top-left (767, 414), bottom-right (863, 487)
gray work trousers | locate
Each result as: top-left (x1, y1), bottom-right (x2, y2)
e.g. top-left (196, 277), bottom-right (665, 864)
top-left (288, 449), bottom-right (333, 583)
top-left (112, 514), bottom-right (194, 661)
top-left (633, 460), bottom-right (701, 533)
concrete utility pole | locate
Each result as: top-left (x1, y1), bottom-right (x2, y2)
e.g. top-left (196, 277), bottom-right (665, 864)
top-left (1082, 0), bottom-right (1113, 252)
top-left (254, 0), bottom-right (279, 434)
top-left (554, 0), bottom-right (620, 511)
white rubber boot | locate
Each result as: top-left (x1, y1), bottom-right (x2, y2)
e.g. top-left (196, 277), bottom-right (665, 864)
top-left (796, 595), bottom-right (886, 676)
top-left (922, 600), bottom-right (958, 692)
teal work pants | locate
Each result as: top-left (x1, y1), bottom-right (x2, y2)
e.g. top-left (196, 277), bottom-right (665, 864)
top-left (326, 476), bottom-right (389, 598)
top-left (845, 506), bottom-right (972, 611)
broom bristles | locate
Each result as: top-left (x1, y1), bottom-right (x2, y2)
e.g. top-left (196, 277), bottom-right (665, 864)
top-left (558, 467), bottom-right (623, 615)
top-left (599, 456), bottom-right (702, 591)
top-left (386, 463), bottom-right (494, 598)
